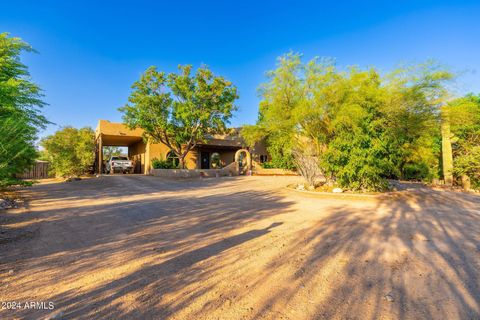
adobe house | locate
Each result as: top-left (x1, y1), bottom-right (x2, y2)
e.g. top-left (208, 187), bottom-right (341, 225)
top-left (94, 120), bottom-right (269, 174)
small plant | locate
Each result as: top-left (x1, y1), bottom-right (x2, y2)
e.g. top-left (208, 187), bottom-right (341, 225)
top-left (151, 158), bottom-right (176, 169)
top-left (260, 162), bottom-right (275, 169)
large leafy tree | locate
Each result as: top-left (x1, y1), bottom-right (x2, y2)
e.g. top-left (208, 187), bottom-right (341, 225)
top-left (243, 53), bottom-right (304, 169)
top-left (244, 53), bottom-right (452, 191)
top-left (41, 127), bottom-right (95, 177)
top-left (383, 63), bottom-right (453, 180)
top-left (446, 94), bottom-right (480, 189)
top-left (0, 116), bottom-right (38, 188)
top-left (103, 146), bottom-right (123, 159)
top-left (120, 65), bottom-right (238, 168)
top-left (0, 33), bottom-right (48, 188)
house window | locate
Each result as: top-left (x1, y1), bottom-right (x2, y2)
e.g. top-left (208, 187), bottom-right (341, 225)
top-left (166, 151), bottom-right (179, 167)
top-left (211, 152), bottom-right (222, 168)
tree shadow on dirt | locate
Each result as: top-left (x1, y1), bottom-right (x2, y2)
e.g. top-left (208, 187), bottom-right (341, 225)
top-left (42, 222), bottom-right (284, 320)
top-left (0, 181), bottom-right (294, 319)
top-left (245, 188), bottom-right (480, 319)
top-left (21, 175), bottom-right (255, 203)
top-left (0, 175), bottom-right (272, 249)
top-left (2, 181), bottom-right (479, 319)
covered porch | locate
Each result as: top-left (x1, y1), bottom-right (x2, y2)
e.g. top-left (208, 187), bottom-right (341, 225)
top-left (195, 145), bottom-right (240, 169)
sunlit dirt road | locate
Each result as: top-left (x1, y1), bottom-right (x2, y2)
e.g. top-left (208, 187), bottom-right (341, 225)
top-left (1, 175), bottom-right (479, 319)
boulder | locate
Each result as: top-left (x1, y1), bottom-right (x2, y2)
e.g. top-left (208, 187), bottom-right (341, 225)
top-left (296, 184), bottom-right (306, 191)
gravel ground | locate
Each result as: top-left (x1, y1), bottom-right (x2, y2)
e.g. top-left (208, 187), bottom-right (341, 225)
top-left (0, 175), bottom-right (479, 320)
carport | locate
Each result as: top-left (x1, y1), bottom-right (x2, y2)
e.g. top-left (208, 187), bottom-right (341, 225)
top-left (95, 120), bottom-right (146, 174)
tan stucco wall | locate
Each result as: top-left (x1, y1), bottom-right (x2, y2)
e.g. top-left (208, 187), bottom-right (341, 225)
top-left (145, 142), bottom-right (198, 172)
top-left (219, 151), bottom-right (236, 167)
top-left (129, 141), bottom-right (147, 174)
top-left (250, 140), bottom-right (269, 163)
top-left (195, 148), bottom-right (237, 169)
top-left (95, 120), bottom-right (144, 140)
top-left (184, 149), bottom-right (198, 169)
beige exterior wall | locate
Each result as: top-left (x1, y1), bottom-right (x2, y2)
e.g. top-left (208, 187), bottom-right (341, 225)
top-left (128, 141), bottom-right (147, 174)
top-left (219, 150), bottom-right (236, 167)
top-left (95, 120), bottom-right (143, 140)
top-left (185, 149), bottom-right (198, 169)
top-left (144, 142), bottom-right (198, 172)
top-left (250, 140), bottom-right (269, 163)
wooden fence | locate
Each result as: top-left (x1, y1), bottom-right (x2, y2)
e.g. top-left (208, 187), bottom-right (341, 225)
top-left (17, 161), bottom-right (51, 179)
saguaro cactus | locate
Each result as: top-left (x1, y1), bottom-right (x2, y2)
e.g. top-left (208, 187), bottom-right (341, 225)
top-left (441, 108), bottom-right (453, 186)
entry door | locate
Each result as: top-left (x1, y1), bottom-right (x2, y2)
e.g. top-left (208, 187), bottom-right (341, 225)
top-left (200, 152), bottom-right (210, 169)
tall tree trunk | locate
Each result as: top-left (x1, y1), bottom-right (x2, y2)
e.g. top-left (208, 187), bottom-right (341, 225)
top-left (441, 108), bottom-right (453, 186)
top-left (461, 175), bottom-right (471, 191)
top-left (178, 157), bottom-right (186, 169)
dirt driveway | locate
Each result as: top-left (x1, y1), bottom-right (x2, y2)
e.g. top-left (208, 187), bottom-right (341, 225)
top-left (0, 175), bottom-right (479, 319)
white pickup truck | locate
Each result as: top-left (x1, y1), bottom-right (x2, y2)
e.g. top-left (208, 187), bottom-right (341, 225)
top-left (105, 156), bottom-right (134, 174)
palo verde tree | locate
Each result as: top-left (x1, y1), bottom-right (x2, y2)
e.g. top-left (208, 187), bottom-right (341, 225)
top-left (120, 65), bottom-right (238, 168)
top-left (383, 63), bottom-right (453, 181)
top-left (0, 33), bottom-right (48, 188)
top-left (242, 53), bottom-right (306, 169)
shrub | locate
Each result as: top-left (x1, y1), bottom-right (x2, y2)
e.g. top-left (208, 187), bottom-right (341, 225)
top-left (260, 162), bottom-right (275, 169)
top-left (41, 127), bottom-right (95, 177)
top-left (403, 162), bottom-right (430, 181)
top-left (151, 158), bottom-right (176, 169)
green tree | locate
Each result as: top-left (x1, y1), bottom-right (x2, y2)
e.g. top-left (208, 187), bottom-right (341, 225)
top-left (0, 116), bottom-right (38, 188)
top-left (0, 33), bottom-right (48, 188)
top-left (383, 63), bottom-right (453, 181)
top-left (244, 53), bottom-right (452, 191)
top-left (103, 146), bottom-right (123, 159)
top-left (446, 94), bottom-right (480, 189)
top-left (242, 53), bottom-right (305, 169)
top-left (41, 127), bottom-right (95, 177)
top-left (319, 67), bottom-right (393, 190)
top-left (120, 65), bottom-right (238, 168)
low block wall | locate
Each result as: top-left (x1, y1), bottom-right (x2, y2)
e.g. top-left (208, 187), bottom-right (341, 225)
top-left (150, 167), bottom-right (236, 178)
top-left (252, 168), bottom-right (298, 176)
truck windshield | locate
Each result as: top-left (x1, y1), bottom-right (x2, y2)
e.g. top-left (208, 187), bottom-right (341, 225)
top-left (112, 157), bottom-right (128, 160)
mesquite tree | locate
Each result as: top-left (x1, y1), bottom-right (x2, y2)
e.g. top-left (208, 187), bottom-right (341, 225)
top-left (120, 65), bottom-right (238, 168)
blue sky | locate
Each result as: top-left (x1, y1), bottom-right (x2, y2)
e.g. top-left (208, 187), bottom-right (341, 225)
top-left (1, 0), bottom-right (480, 139)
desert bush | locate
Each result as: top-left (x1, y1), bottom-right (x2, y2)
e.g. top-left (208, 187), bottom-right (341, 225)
top-left (41, 127), bottom-right (95, 177)
top-left (151, 158), bottom-right (176, 169)
top-left (403, 163), bottom-right (431, 181)
top-left (447, 94), bottom-right (480, 189)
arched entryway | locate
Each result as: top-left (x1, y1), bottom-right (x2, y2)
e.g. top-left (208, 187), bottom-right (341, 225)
top-left (234, 149), bottom-right (252, 174)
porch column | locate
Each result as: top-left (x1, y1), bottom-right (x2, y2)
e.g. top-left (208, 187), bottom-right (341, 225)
top-left (98, 134), bottom-right (103, 174)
